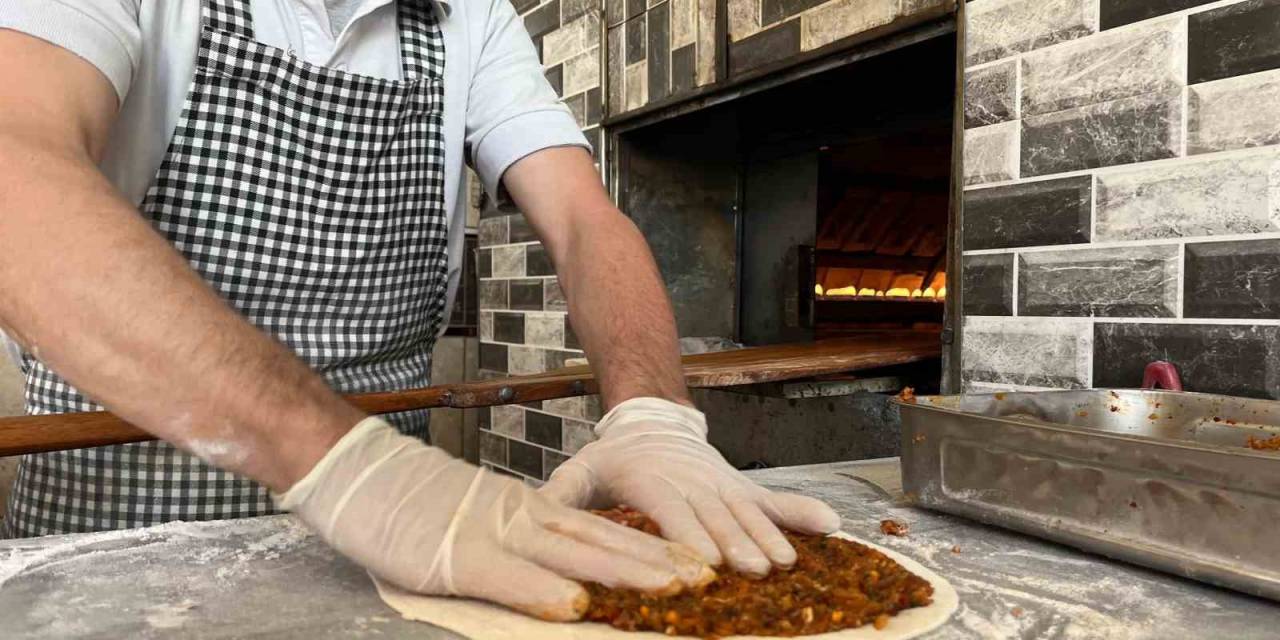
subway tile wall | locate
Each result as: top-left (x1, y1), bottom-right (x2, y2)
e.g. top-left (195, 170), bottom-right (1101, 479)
top-left (962, 0), bottom-right (1280, 398)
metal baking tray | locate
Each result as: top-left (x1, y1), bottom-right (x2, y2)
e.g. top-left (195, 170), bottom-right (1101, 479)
top-left (897, 389), bottom-right (1280, 601)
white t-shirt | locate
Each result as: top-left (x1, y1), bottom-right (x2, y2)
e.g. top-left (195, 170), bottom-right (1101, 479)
top-left (0, 0), bottom-right (585, 343)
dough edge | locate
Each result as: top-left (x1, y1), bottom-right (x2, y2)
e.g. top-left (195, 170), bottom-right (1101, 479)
top-left (374, 532), bottom-right (959, 640)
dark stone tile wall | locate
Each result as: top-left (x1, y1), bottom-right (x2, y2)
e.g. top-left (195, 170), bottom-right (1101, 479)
top-left (507, 439), bottom-right (545, 478)
top-left (525, 244), bottom-right (555, 276)
top-left (1102, 0), bottom-right (1218, 30)
top-left (1189, 0), bottom-right (1280, 84)
top-left (761, 0), bottom-right (828, 27)
top-left (524, 411), bottom-right (564, 449)
top-left (961, 0), bottom-right (1280, 399)
top-left (1185, 239), bottom-right (1280, 319)
top-left (962, 254), bottom-right (1014, 316)
top-left (479, 342), bottom-right (508, 373)
top-left (963, 176), bottom-right (1092, 250)
top-left (493, 312), bottom-right (525, 343)
top-left (525, 0), bottom-right (561, 40)
top-left (672, 44), bottom-right (696, 93)
top-left (626, 14), bottom-right (647, 64)
top-left (510, 279), bottom-right (545, 310)
top-left (1094, 323), bottom-right (1280, 398)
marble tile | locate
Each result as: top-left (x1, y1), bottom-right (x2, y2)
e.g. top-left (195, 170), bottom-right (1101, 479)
top-left (672, 0), bottom-right (697, 47)
top-left (1095, 149), bottom-right (1280, 241)
top-left (966, 0), bottom-right (1096, 67)
top-left (510, 279), bottom-right (545, 310)
top-left (494, 312), bottom-right (525, 343)
top-left (730, 20), bottom-right (800, 75)
top-left (479, 430), bottom-right (508, 466)
top-left (562, 418), bottom-right (599, 453)
top-left (545, 64), bottom-right (564, 96)
top-left (509, 216), bottom-right (538, 243)
top-left (490, 245), bottom-right (526, 278)
top-left (729, 0), bottom-right (761, 41)
top-left (1093, 323), bottom-right (1280, 398)
top-left (964, 176), bottom-right (1092, 250)
top-left (491, 405), bottom-right (525, 438)
top-left (1189, 0), bottom-right (1280, 84)
top-left (672, 43), bottom-right (697, 94)
top-left (477, 248), bottom-right (492, 278)
top-left (1021, 91), bottom-right (1182, 178)
top-left (761, 0), bottom-right (824, 28)
top-left (962, 316), bottom-right (1092, 388)
top-left (607, 26), bottom-right (624, 116)
top-left (626, 14), bottom-right (647, 64)
top-left (1018, 245), bottom-right (1179, 317)
top-left (525, 313), bottom-right (565, 347)
top-left (964, 59), bottom-right (1017, 129)
top-left (545, 278), bottom-right (569, 311)
top-left (513, 0), bottom-right (542, 14)
top-left (1189, 69), bottom-right (1280, 154)
top-left (565, 92), bottom-right (586, 126)
top-left (543, 450), bottom-right (571, 480)
top-left (607, 0), bottom-right (626, 25)
top-left (625, 61), bottom-right (648, 110)
top-left (524, 410), bottom-right (563, 449)
top-left (1185, 239), bottom-right (1280, 319)
top-left (477, 216), bottom-right (508, 247)
top-left (479, 342), bottom-right (508, 372)
top-left (479, 280), bottom-right (508, 310)
top-left (1101, 0), bottom-right (1217, 30)
top-left (543, 397), bottom-right (585, 418)
top-left (696, 0), bottom-right (717, 86)
top-left (544, 349), bottom-right (580, 371)
top-left (586, 88), bottom-right (602, 128)
top-left (964, 121), bottom-right (1019, 185)
top-left (562, 48), bottom-right (601, 96)
top-left (800, 0), bottom-right (897, 51)
top-left (479, 311), bottom-right (494, 341)
top-left (628, 0), bottom-right (646, 19)
top-left (564, 318), bottom-right (581, 349)
top-left (509, 345), bottom-right (547, 374)
top-left (901, 0), bottom-right (948, 12)
top-left (524, 0), bottom-right (562, 41)
top-left (543, 11), bottom-right (600, 67)
top-left (962, 253), bottom-right (1014, 316)
top-left (1021, 18), bottom-right (1184, 118)
top-left (648, 2), bottom-right (671, 102)
top-left (525, 244), bottom-right (555, 276)
top-left (562, 0), bottom-right (597, 21)
top-left (508, 439), bottom-right (544, 478)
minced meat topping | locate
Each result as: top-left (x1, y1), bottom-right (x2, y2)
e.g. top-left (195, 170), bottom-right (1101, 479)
top-left (583, 508), bottom-right (934, 638)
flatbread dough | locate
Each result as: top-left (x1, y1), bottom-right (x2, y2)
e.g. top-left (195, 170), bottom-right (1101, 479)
top-left (374, 532), bottom-right (959, 639)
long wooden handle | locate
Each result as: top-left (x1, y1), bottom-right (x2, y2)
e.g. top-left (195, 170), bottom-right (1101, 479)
top-left (0, 334), bottom-right (939, 456)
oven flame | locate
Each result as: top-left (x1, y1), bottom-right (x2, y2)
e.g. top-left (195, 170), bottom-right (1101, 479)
top-left (816, 286), bottom-right (946, 300)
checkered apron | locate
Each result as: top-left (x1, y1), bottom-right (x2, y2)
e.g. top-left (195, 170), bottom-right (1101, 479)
top-left (4, 0), bottom-right (449, 538)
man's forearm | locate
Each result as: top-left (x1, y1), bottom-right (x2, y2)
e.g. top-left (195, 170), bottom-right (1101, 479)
top-left (0, 132), bottom-right (362, 491)
top-left (556, 212), bottom-right (691, 408)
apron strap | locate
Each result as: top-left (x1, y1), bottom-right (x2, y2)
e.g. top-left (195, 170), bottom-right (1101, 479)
top-left (398, 0), bottom-right (445, 81)
top-left (202, 0), bottom-right (256, 40)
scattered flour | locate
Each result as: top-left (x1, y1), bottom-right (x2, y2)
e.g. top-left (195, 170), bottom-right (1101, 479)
top-left (144, 598), bottom-right (198, 629)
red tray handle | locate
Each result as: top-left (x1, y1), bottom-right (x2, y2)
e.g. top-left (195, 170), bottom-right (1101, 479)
top-left (1141, 361), bottom-right (1183, 391)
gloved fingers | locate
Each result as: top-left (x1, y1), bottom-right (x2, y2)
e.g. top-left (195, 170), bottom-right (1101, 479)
top-left (538, 460), bottom-right (595, 508)
top-left (521, 527), bottom-right (696, 595)
top-left (456, 554), bottom-right (589, 622)
top-left (538, 503), bottom-right (712, 588)
top-left (724, 495), bottom-right (797, 569)
top-left (642, 491), bottom-right (724, 568)
top-left (762, 491), bottom-right (843, 535)
top-left (690, 493), bottom-right (770, 577)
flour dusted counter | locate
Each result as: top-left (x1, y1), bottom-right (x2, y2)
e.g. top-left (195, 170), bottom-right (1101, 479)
top-left (1, 460), bottom-right (1275, 639)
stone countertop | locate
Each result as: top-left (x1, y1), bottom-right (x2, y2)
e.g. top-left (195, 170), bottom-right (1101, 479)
top-left (1, 459), bottom-right (1276, 639)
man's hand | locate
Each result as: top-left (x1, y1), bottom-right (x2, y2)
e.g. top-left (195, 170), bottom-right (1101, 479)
top-left (540, 398), bottom-right (842, 576)
top-left (276, 416), bottom-right (714, 621)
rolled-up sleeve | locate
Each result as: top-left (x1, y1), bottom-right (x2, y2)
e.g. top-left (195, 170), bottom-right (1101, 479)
top-left (0, 0), bottom-right (140, 103)
top-left (465, 0), bottom-right (589, 200)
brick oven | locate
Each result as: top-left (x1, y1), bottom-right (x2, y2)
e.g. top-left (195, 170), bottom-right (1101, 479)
top-left (477, 0), bottom-right (1280, 484)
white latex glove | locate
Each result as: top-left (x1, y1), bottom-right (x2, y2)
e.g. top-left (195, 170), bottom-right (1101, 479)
top-left (540, 398), bottom-right (842, 577)
top-left (275, 417), bottom-right (714, 621)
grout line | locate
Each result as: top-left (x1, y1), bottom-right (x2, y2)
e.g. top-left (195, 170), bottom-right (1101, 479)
top-left (963, 231), bottom-right (1280, 256)
top-left (1177, 242), bottom-right (1186, 319)
top-left (1010, 252), bottom-right (1019, 317)
top-left (967, 315), bottom-right (1280, 326)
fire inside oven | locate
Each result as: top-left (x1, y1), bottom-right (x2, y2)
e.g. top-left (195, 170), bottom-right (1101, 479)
top-left (612, 26), bottom-right (956, 351)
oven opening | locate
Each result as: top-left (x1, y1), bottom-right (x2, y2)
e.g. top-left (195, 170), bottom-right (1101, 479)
top-left (612, 25), bottom-right (957, 394)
